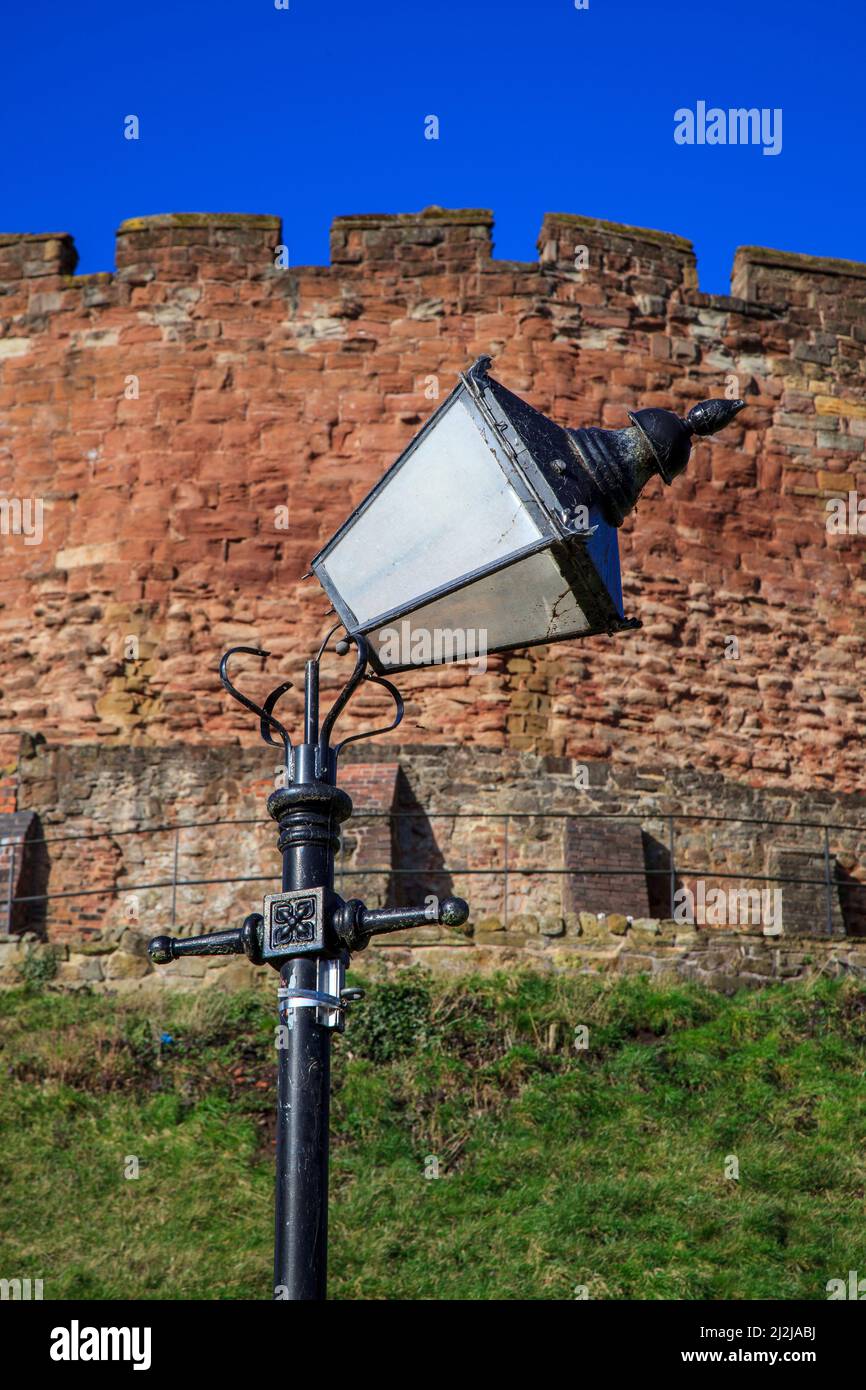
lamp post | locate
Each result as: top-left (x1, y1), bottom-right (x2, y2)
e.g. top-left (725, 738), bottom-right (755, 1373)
top-left (149, 634), bottom-right (464, 1301)
top-left (147, 357), bottom-right (744, 1300)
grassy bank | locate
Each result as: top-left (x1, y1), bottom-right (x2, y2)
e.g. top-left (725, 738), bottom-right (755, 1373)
top-left (1, 968), bottom-right (865, 1300)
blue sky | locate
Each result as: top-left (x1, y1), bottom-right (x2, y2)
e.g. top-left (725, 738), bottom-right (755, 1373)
top-left (3, 0), bottom-right (864, 293)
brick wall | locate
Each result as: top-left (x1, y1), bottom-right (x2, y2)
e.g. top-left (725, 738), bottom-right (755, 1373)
top-left (562, 817), bottom-right (651, 920)
top-left (0, 207), bottom-right (864, 794)
top-left (768, 848), bottom-right (845, 937)
top-left (8, 739), bottom-right (865, 954)
top-left (0, 733), bottom-right (19, 814)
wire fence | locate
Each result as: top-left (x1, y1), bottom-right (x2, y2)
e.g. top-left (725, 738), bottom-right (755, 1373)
top-left (4, 807), bottom-right (866, 936)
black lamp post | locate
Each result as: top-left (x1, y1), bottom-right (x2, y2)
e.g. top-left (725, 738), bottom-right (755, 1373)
top-left (147, 357), bottom-right (744, 1300)
top-left (148, 633), bottom-right (462, 1301)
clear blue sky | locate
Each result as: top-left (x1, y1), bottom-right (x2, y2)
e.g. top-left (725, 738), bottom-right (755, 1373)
top-left (3, 0), bottom-right (864, 293)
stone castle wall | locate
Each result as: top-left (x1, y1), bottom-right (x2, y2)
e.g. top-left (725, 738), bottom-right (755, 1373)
top-left (1, 206), bottom-right (865, 983)
top-left (0, 208), bottom-right (864, 789)
top-left (1, 737), bottom-right (864, 989)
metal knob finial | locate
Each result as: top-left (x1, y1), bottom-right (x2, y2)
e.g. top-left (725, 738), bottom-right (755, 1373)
top-left (685, 397), bottom-right (746, 436)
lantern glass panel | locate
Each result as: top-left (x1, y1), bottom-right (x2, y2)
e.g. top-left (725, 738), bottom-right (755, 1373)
top-left (320, 393), bottom-right (544, 627)
top-left (367, 505), bottom-right (624, 671)
top-left (368, 547), bottom-right (587, 669)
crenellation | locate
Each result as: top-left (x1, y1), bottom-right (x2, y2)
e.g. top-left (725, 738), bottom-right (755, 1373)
top-left (0, 232), bottom-right (79, 283)
top-left (0, 207), bottom-right (865, 795)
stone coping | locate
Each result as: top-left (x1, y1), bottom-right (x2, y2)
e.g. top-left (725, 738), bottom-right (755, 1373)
top-left (734, 244), bottom-right (866, 279)
top-left (117, 213), bottom-right (281, 233)
top-left (541, 212), bottom-right (694, 253)
top-left (332, 206), bottom-right (494, 228)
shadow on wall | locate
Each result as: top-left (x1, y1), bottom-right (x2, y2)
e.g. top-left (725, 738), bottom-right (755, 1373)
top-left (390, 769), bottom-right (456, 909)
top-left (642, 830), bottom-right (680, 920)
top-left (838, 866), bottom-right (866, 937)
top-left (3, 812), bottom-right (50, 938)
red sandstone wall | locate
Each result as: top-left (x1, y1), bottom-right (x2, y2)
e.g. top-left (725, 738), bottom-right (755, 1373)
top-left (0, 208), bottom-right (864, 791)
top-left (0, 733), bottom-right (18, 813)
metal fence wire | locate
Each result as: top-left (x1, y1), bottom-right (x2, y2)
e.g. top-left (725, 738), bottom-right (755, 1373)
top-left (5, 808), bottom-right (866, 936)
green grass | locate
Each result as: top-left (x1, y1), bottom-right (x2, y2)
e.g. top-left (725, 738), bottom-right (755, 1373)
top-left (2, 968), bottom-right (866, 1300)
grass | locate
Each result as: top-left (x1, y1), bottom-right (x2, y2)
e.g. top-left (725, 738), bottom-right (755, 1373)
top-left (1, 967), bottom-right (865, 1300)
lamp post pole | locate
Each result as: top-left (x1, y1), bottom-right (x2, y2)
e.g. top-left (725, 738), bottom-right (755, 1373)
top-left (147, 635), bottom-right (469, 1300)
top-left (270, 656), bottom-right (345, 1300)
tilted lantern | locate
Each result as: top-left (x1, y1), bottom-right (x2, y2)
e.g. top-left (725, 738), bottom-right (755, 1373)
top-left (313, 358), bottom-right (743, 672)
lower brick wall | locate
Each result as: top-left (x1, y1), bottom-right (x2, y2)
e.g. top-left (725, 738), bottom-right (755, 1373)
top-left (2, 738), bottom-right (864, 990)
top-left (562, 817), bottom-right (651, 918)
top-left (769, 848), bottom-right (846, 937)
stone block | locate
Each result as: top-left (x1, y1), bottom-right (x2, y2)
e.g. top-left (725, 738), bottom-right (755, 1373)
top-left (540, 916), bottom-right (566, 937)
top-left (606, 914), bottom-right (630, 935)
top-left (103, 952), bottom-right (151, 980)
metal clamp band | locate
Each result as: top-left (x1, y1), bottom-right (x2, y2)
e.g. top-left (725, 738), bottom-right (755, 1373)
top-left (277, 955), bottom-right (348, 1031)
top-left (279, 988), bottom-right (344, 1011)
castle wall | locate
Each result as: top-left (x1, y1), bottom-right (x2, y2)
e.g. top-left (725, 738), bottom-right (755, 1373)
top-left (0, 208), bottom-right (864, 792)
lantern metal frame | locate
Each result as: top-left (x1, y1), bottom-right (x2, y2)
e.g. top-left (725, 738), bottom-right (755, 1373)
top-left (312, 357), bottom-right (639, 674)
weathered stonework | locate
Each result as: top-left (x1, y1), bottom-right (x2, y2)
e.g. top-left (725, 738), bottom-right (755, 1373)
top-left (3, 925), bottom-right (863, 997)
top-left (0, 737), bottom-right (860, 986)
top-left (2, 206), bottom-right (866, 988)
top-left (0, 207), bottom-right (863, 787)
